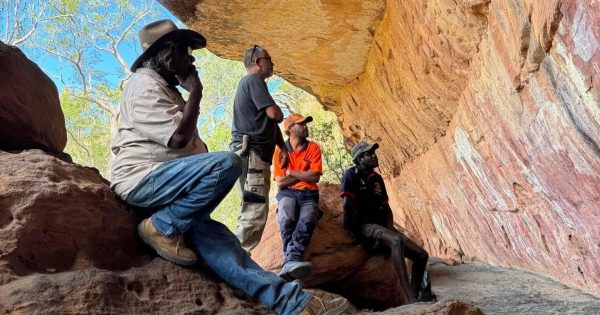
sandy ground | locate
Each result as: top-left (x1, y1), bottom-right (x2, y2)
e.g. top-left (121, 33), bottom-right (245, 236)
top-left (425, 259), bottom-right (600, 315)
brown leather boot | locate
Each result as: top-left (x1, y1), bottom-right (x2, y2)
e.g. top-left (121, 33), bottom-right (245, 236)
top-left (299, 295), bottom-right (349, 315)
top-left (137, 218), bottom-right (197, 266)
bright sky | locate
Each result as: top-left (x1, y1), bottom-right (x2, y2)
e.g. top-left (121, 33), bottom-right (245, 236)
top-left (24, 3), bottom-right (181, 91)
top-left (19, 2), bottom-right (285, 96)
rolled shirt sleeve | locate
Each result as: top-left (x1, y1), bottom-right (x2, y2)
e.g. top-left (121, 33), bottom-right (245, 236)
top-left (272, 146), bottom-right (285, 179)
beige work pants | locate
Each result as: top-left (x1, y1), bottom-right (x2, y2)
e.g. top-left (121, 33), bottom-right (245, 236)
top-left (234, 149), bottom-right (271, 252)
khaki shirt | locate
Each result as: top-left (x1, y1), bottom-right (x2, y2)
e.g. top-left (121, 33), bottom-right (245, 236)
top-left (110, 68), bottom-right (207, 199)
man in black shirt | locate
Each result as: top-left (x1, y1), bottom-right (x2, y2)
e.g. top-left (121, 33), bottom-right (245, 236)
top-left (231, 45), bottom-right (289, 253)
top-left (340, 141), bottom-right (431, 304)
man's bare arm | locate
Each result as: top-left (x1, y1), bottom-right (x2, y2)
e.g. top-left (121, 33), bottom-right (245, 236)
top-left (275, 175), bottom-right (300, 189)
top-left (265, 104), bottom-right (284, 122)
top-left (383, 203), bottom-right (396, 230)
top-left (275, 124), bottom-right (289, 168)
top-left (286, 170), bottom-right (321, 183)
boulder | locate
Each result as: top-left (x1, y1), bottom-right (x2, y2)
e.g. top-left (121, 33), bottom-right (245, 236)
top-left (0, 41), bottom-right (66, 152)
top-left (252, 183), bottom-right (406, 310)
top-left (0, 259), bottom-right (273, 314)
top-left (0, 150), bottom-right (355, 314)
top-left (374, 299), bottom-right (484, 315)
top-left (0, 149), bottom-right (144, 283)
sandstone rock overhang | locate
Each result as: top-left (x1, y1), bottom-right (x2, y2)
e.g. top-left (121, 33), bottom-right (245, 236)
top-left (161, 0), bottom-right (600, 298)
top-left (159, 0), bottom-right (386, 112)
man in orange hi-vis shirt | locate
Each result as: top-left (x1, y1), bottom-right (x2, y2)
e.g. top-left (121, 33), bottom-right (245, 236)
top-left (272, 113), bottom-right (323, 282)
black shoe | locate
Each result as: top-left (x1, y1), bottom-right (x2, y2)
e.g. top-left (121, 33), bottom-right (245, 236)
top-left (417, 270), bottom-right (437, 302)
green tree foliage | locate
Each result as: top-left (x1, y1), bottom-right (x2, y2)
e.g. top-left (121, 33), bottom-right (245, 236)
top-left (61, 89), bottom-right (112, 175)
top-left (201, 122), bottom-right (242, 229)
top-left (8, 1), bottom-right (352, 231)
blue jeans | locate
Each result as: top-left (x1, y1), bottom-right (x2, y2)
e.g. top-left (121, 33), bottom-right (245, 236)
top-left (126, 152), bottom-right (311, 315)
top-left (276, 188), bottom-right (320, 263)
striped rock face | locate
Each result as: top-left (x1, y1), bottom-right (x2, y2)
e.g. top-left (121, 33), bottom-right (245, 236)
top-left (162, 0), bottom-right (600, 295)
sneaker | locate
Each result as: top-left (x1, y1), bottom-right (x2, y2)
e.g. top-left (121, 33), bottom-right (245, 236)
top-left (278, 261), bottom-right (312, 281)
top-left (299, 295), bottom-right (349, 315)
top-left (137, 218), bottom-right (197, 266)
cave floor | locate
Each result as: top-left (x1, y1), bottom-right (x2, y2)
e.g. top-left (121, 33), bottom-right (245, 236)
top-left (421, 259), bottom-right (600, 314)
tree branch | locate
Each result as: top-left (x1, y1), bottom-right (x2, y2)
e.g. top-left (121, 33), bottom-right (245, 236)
top-left (32, 42), bottom-right (89, 91)
top-left (74, 94), bottom-right (116, 115)
top-left (67, 129), bottom-right (92, 161)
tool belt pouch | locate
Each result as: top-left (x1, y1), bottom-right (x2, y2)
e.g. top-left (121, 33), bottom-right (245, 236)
top-left (242, 152), bottom-right (266, 203)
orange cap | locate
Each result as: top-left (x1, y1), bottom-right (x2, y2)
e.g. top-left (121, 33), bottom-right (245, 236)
top-left (283, 113), bottom-right (313, 130)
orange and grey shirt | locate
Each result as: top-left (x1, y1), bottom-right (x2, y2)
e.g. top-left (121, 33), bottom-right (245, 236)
top-left (273, 139), bottom-right (322, 191)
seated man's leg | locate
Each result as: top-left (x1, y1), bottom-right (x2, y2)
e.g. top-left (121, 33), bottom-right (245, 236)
top-left (126, 152), bottom-right (242, 265)
top-left (280, 190), bottom-right (319, 280)
top-left (189, 213), bottom-right (312, 315)
top-left (402, 236), bottom-right (429, 298)
top-left (277, 196), bottom-right (298, 259)
top-left (185, 160), bottom-right (348, 315)
top-left (234, 150), bottom-right (271, 252)
top-left (361, 224), bottom-right (416, 303)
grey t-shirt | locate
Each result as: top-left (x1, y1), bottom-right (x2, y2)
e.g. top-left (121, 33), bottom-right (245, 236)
top-left (231, 73), bottom-right (278, 164)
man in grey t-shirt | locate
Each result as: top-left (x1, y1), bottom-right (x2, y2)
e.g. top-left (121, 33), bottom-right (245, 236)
top-left (231, 45), bottom-right (289, 252)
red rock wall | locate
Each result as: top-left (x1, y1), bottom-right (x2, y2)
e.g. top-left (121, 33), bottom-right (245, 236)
top-left (161, 0), bottom-right (600, 295)
top-left (345, 0), bottom-right (600, 294)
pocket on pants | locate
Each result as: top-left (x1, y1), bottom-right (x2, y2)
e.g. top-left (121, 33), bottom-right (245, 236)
top-left (243, 171), bottom-right (266, 203)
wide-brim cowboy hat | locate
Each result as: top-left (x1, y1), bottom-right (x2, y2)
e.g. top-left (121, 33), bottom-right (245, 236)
top-left (131, 19), bottom-right (206, 72)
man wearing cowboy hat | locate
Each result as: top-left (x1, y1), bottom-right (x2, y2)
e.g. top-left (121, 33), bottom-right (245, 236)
top-left (272, 113), bottom-right (322, 281)
top-left (110, 20), bottom-right (348, 315)
top-left (340, 141), bottom-right (434, 304)
top-left (230, 44), bottom-right (290, 253)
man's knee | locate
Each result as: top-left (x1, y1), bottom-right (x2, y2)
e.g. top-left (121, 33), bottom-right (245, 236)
top-left (220, 152), bottom-right (243, 176)
top-left (417, 248), bottom-right (429, 263)
top-left (297, 208), bottom-right (319, 233)
top-left (390, 234), bottom-right (405, 249)
top-left (277, 198), bottom-right (297, 222)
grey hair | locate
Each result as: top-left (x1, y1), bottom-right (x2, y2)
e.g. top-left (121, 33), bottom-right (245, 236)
top-left (142, 40), bottom-right (185, 72)
top-left (243, 45), bottom-right (265, 68)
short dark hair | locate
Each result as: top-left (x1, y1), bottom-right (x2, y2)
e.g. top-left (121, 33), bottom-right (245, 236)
top-left (142, 40), bottom-right (187, 71)
top-left (243, 44), bottom-right (265, 68)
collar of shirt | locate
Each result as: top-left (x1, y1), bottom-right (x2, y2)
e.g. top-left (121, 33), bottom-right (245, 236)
top-left (285, 138), bottom-right (308, 152)
top-left (135, 68), bottom-right (181, 95)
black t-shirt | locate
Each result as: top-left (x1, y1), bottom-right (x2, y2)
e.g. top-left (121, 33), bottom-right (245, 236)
top-left (340, 166), bottom-right (390, 236)
top-left (231, 73), bottom-right (278, 164)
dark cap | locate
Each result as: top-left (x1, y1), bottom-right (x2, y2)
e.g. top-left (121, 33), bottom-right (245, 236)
top-left (351, 141), bottom-right (379, 161)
